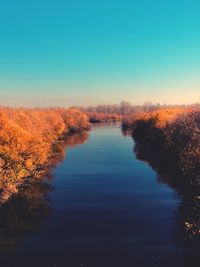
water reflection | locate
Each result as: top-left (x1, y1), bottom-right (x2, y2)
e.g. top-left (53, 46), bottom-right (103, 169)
top-left (0, 131), bottom-right (89, 252)
top-left (131, 138), bottom-right (200, 242)
top-left (0, 181), bottom-right (52, 251)
top-left (0, 125), bottom-right (199, 266)
top-left (49, 131), bottom-right (89, 169)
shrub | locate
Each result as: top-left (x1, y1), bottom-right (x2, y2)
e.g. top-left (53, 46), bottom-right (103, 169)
top-left (0, 107), bottom-right (90, 203)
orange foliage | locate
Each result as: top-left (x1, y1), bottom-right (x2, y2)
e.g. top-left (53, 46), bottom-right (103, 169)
top-left (122, 108), bottom-right (192, 129)
top-left (123, 107), bottom-right (200, 190)
top-left (0, 107), bottom-right (89, 203)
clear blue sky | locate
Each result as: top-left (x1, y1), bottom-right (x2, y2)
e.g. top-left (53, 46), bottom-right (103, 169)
top-left (0, 0), bottom-right (200, 106)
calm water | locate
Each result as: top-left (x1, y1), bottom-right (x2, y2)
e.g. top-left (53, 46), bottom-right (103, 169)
top-left (0, 124), bottom-right (199, 267)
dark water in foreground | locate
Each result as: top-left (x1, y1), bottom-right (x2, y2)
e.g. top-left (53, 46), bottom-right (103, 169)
top-left (0, 124), bottom-right (199, 267)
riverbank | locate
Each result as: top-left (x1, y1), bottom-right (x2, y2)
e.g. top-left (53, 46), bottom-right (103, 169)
top-left (122, 109), bottom-right (200, 240)
top-left (122, 108), bottom-right (200, 190)
top-left (0, 107), bottom-right (90, 204)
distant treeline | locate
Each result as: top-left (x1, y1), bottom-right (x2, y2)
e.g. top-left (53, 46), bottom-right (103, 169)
top-left (0, 107), bottom-right (89, 204)
top-left (73, 101), bottom-right (200, 116)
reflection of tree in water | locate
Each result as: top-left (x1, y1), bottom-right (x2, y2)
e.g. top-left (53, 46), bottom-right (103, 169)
top-left (50, 131), bottom-right (89, 169)
top-left (133, 141), bottom-right (200, 242)
top-left (64, 131), bottom-right (89, 148)
top-left (0, 180), bottom-right (52, 251)
top-left (0, 131), bottom-right (89, 251)
top-left (122, 128), bottom-right (200, 242)
top-left (121, 128), bottom-right (133, 137)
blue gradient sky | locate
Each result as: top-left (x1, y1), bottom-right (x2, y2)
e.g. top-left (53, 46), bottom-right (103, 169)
top-left (0, 0), bottom-right (200, 106)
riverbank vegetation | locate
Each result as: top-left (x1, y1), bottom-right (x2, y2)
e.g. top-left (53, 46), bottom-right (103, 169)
top-left (0, 131), bottom-right (89, 250)
top-left (122, 107), bottom-right (200, 240)
top-left (0, 107), bottom-right (89, 204)
top-left (122, 107), bottom-right (200, 188)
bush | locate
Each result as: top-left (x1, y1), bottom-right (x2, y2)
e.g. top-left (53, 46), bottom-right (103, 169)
top-left (123, 107), bottom-right (200, 190)
top-left (0, 107), bottom-right (90, 203)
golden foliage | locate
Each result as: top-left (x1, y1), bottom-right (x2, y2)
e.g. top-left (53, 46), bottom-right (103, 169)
top-left (123, 108), bottom-right (192, 129)
top-left (0, 107), bottom-right (90, 203)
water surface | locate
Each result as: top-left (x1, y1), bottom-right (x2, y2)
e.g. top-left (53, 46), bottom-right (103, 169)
top-left (0, 124), bottom-right (199, 267)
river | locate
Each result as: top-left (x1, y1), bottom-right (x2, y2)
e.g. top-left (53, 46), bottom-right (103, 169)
top-left (0, 123), bottom-right (199, 267)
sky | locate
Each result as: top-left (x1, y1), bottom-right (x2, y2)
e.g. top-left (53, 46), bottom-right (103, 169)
top-left (0, 0), bottom-right (200, 107)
